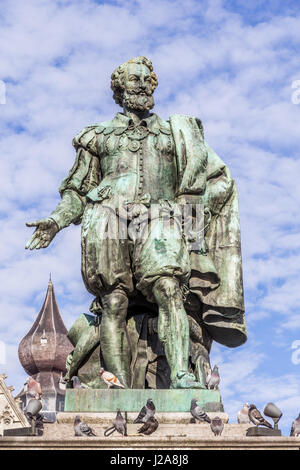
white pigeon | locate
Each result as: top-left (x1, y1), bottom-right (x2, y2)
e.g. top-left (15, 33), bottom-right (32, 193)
top-left (237, 403), bottom-right (251, 424)
top-left (99, 368), bottom-right (125, 389)
top-left (206, 365), bottom-right (220, 390)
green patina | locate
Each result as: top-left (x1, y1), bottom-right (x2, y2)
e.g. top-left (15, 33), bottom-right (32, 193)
top-left (64, 389), bottom-right (224, 413)
top-left (26, 56), bottom-right (246, 395)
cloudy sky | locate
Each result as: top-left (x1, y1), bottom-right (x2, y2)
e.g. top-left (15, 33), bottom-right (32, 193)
top-left (1, 0), bottom-right (300, 435)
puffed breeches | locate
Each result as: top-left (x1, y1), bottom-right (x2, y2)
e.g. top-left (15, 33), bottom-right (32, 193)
top-left (81, 202), bottom-right (191, 302)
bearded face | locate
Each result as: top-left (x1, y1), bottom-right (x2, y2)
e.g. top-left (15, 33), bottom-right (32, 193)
top-left (123, 89), bottom-right (154, 111)
top-left (122, 63), bottom-right (155, 111)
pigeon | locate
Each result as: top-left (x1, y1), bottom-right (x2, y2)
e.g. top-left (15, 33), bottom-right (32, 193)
top-left (138, 417), bottom-right (159, 436)
top-left (24, 377), bottom-right (42, 399)
top-left (237, 403), bottom-right (250, 424)
top-left (99, 368), bottom-right (125, 389)
top-left (74, 416), bottom-right (96, 436)
top-left (133, 398), bottom-right (156, 424)
top-left (105, 409), bottom-right (128, 437)
top-left (248, 404), bottom-right (272, 428)
top-left (206, 365), bottom-right (220, 390)
top-left (114, 409), bottom-right (127, 436)
top-left (210, 417), bottom-right (224, 436)
top-left (71, 376), bottom-right (88, 389)
top-left (190, 399), bottom-right (211, 423)
top-left (290, 413), bottom-right (300, 437)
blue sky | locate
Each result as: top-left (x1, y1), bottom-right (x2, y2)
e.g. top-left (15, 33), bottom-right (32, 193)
top-left (1, 0), bottom-right (300, 435)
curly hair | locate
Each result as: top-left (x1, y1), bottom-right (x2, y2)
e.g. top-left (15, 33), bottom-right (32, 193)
top-left (111, 56), bottom-right (158, 106)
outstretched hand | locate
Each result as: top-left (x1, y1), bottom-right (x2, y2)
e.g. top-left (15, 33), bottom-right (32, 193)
top-left (25, 218), bottom-right (59, 250)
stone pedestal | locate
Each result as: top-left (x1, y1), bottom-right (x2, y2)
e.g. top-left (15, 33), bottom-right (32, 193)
top-left (1, 422), bottom-right (300, 450)
top-left (64, 388), bottom-right (224, 413)
top-left (246, 426), bottom-right (282, 437)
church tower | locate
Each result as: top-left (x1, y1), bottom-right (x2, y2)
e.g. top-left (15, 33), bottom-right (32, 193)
top-left (18, 278), bottom-right (73, 420)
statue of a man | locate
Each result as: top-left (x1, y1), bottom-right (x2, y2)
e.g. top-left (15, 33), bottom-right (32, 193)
top-left (26, 57), bottom-right (246, 389)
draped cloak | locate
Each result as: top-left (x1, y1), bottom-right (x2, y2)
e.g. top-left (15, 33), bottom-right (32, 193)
top-left (170, 115), bottom-right (246, 348)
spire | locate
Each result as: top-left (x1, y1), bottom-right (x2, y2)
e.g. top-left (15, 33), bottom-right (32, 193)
top-left (18, 277), bottom-right (73, 376)
top-left (17, 277), bottom-right (73, 420)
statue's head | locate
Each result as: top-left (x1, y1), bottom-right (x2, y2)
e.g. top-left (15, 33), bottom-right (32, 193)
top-left (111, 56), bottom-right (158, 111)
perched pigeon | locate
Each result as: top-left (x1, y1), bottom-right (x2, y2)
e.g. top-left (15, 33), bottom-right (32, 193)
top-left (104, 409), bottom-right (128, 437)
top-left (290, 413), bottom-right (300, 437)
top-left (74, 416), bottom-right (96, 436)
top-left (24, 377), bottom-right (42, 399)
top-left (248, 404), bottom-right (272, 428)
top-left (134, 399), bottom-right (156, 424)
top-left (237, 403), bottom-right (250, 424)
top-left (99, 368), bottom-right (125, 389)
top-left (71, 376), bottom-right (88, 389)
top-left (138, 417), bottom-right (159, 435)
top-left (190, 399), bottom-right (211, 423)
top-left (210, 417), bottom-right (224, 436)
top-left (114, 409), bottom-right (127, 436)
top-left (206, 365), bottom-right (220, 390)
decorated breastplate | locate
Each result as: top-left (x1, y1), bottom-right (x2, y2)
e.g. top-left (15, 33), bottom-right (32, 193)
top-left (126, 125), bottom-right (149, 152)
top-left (96, 119), bottom-right (174, 167)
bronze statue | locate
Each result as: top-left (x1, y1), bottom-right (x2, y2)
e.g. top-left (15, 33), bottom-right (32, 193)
top-left (26, 57), bottom-right (246, 390)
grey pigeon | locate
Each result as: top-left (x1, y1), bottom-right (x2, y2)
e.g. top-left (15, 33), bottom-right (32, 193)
top-left (74, 415), bottom-right (96, 436)
top-left (71, 376), bottom-right (88, 389)
top-left (114, 409), bottom-right (127, 436)
top-left (190, 399), bottom-right (211, 423)
top-left (104, 409), bottom-right (127, 437)
top-left (290, 413), bottom-right (300, 437)
top-left (210, 417), bottom-right (224, 436)
top-left (206, 365), bottom-right (220, 390)
top-left (138, 417), bottom-right (159, 435)
top-left (248, 404), bottom-right (272, 428)
top-left (134, 398), bottom-right (156, 424)
top-left (237, 403), bottom-right (250, 424)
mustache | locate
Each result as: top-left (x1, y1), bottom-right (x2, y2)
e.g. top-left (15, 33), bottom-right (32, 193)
top-left (125, 88), bottom-right (152, 96)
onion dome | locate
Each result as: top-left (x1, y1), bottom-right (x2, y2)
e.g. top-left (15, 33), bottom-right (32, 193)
top-left (17, 277), bottom-right (73, 419)
top-left (18, 277), bottom-right (73, 375)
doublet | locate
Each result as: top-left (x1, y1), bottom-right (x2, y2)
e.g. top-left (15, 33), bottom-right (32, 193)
top-left (74, 112), bottom-right (178, 208)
